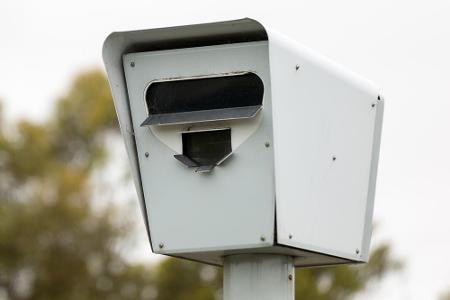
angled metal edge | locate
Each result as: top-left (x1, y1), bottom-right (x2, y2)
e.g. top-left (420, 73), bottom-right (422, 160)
top-left (102, 18), bottom-right (268, 252)
top-left (141, 106), bottom-right (262, 126)
top-left (174, 154), bottom-right (198, 168)
top-left (195, 165), bottom-right (215, 173)
top-left (360, 95), bottom-right (385, 261)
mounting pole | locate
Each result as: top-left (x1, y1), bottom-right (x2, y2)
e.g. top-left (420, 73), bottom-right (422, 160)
top-left (223, 254), bottom-right (295, 300)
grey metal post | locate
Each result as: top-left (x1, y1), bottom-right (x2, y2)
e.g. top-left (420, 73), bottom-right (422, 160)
top-left (223, 254), bottom-right (295, 300)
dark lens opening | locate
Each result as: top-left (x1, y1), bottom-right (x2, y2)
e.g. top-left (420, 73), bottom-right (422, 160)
top-left (182, 129), bottom-right (232, 166)
top-left (146, 73), bottom-right (263, 114)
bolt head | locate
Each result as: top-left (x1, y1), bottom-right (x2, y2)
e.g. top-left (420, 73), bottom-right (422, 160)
top-left (371, 103), bottom-right (376, 108)
top-left (159, 243), bottom-right (164, 249)
top-left (288, 274), bottom-right (293, 281)
top-left (260, 236), bottom-right (266, 242)
top-left (356, 248), bottom-right (360, 254)
top-left (145, 152), bottom-right (149, 158)
top-left (130, 61), bottom-right (135, 67)
top-left (264, 142), bottom-right (270, 148)
top-left (295, 64), bottom-right (300, 71)
top-left (289, 234), bottom-right (293, 239)
top-left (332, 156), bottom-right (337, 161)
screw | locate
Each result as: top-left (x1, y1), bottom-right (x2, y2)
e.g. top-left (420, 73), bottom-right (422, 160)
top-left (260, 236), bottom-right (266, 242)
top-left (332, 156), bottom-right (337, 161)
top-left (289, 234), bottom-right (293, 239)
top-left (356, 248), bottom-right (360, 254)
top-left (264, 142), bottom-right (270, 148)
top-left (159, 243), bottom-right (164, 249)
top-left (295, 64), bottom-right (300, 71)
top-left (288, 274), bottom-right (293, 281)
top-left (145, 152), bottom-right (149, 158)
top-left (130, 61), bottom-right (135, 67)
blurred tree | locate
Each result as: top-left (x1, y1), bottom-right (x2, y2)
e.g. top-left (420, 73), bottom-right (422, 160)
top-left (153, 259), bottom-right (222, 300)
top-left (441, 289), bottom-right (450, 300)
top-left (294, 242), bottom-right (401, 299)
top-left (0, 70), bottom-right (154, 300)
top-left (0, 69), bottom-right (399, 300)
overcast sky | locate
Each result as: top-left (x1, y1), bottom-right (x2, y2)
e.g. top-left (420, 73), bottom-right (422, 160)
top-left (2, 0), bottom-right (450, 299)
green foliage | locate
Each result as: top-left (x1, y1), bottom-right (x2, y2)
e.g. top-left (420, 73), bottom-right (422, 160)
top-left (0, 69), bottom-right (399, 300)
top-left (295, 243), bottom-right (401, 300)
top-left (154, 259), bottom-right (221, 300)
top-left (0, 70), bottom-right (153, 300)
top-left (441, 289), bottom-right (450, 300)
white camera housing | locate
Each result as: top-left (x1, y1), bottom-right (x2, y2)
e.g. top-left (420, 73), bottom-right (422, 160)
top-left (103, 18), bottom-right (384, 267)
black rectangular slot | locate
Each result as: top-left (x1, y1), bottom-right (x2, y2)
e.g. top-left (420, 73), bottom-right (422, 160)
top-left (142, 73), bottom-right (264, 126)
top-left (182, 129), bottom-right (232, 167)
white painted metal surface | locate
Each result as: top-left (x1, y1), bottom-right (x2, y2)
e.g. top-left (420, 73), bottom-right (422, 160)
top-left (102, 18), bottom-right (384, 267)
top-left (128, 47), bottom-right (266, 153)
top-left (224, 255), bottom-right (294, 300)
top-left (122, 42), bottom-right (276, 255)
top-left (101, 18), bottom-right (268, 241)
top-left (268, 30), bottom-right (383, 261)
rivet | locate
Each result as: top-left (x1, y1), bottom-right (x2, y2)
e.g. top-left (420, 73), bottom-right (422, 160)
top-left (130, 61), bottom-right (135, 67)
top-left (264, 142), bottom-right (270, 148)
top-left (356, 248), bottom-right (360, 254)
top-left (288, 274), bottom-right (293, 281)
top-left (295, 64), bottom-right (300, 71)
top-left (159, 243), bottom-right (164, 249)
top-left (145, 152), bottom-right (149, 158)
top-left (260, 236), bottom-right (266, 242)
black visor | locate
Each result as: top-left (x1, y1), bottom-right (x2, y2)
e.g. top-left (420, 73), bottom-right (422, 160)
top-left (141, 73), bottom-right (264, 126)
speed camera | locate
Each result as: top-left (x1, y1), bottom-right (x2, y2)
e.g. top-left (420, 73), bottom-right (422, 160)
top-left (103, 18), bottom-right (384, 267)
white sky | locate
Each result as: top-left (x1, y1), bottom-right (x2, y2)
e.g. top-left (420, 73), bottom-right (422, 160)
top-left (2, 0), bottom-right (450, 299)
